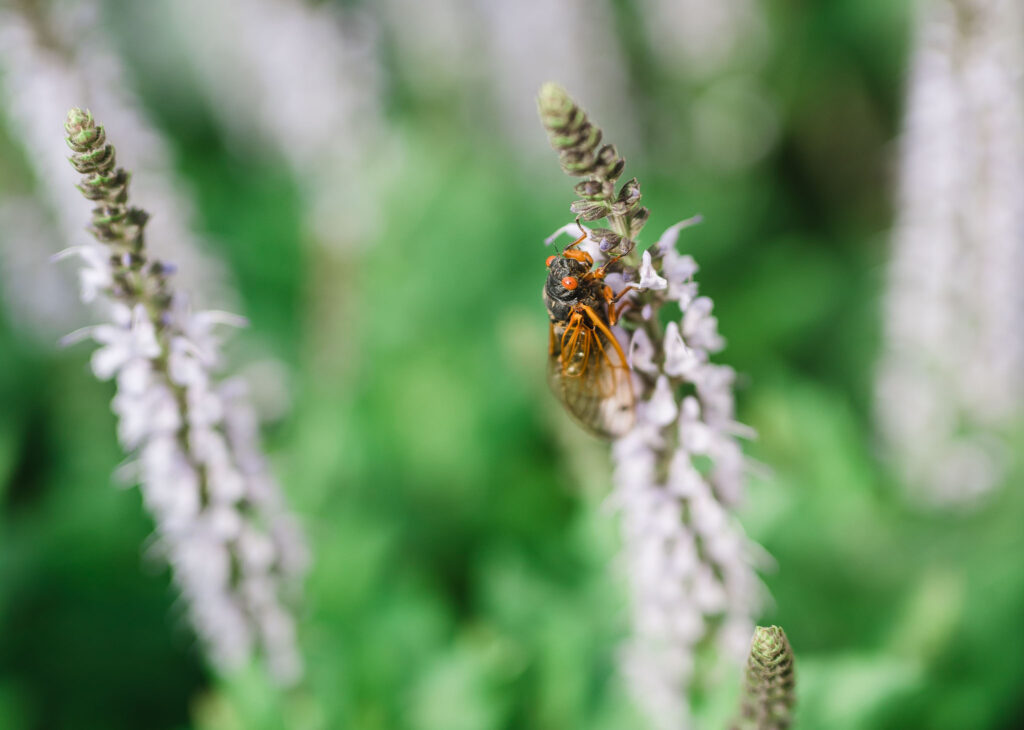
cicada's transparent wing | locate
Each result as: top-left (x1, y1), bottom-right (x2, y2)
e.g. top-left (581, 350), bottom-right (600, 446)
top-left (548, 314), bottom-right (635, 439)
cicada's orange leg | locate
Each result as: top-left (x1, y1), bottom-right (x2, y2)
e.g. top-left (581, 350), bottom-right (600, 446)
top-left (563, 249), bottom-right (593, 266)
top-left (549, 322), bottom-right (557, 355)
top-left (588, 327), bottom-right (616, 396)
top-left (584, 252), bottom-right (626, 284)
top-left (561, 311), bottom-right (585, 358)
top-left (561, 313), bottom-right (577, 352)
top-left (559, 311), bottom-right (594, 377)
top-left (576, 329), bottom-right (592, 378)
top-left (565, 232), bottom-right (587, 251)
top-left (609, 285), bottom-right (636, 303)
top-left (603, 285), bottom-right (637, 325)
top-left (610, 299), bottom-right (633, 324)
top-left (562, 248), bottom-right (593, 267)
top-left (561, 232), bottom-right (594, 267)
top-left (579, 304), bottom-right (630, 371)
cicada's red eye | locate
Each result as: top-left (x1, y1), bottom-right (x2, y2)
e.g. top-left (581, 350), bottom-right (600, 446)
top-left (561, 276), bottom-right (579, 290)
top-left (546, 255), bottom-right (556, 267)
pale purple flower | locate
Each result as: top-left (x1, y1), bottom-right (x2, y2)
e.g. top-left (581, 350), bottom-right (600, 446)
top-left (661, 249), bottom-right (700, 306)
top-left (646, 376), bottom-right (680, 427)
top-left (545, 222), bottom-right (588, 247)
top-left (681, 296), bottom-right (725, 353)
top-left (638, 250), bottom-right (669, 290)
top-left (877, 0), bottom-right (1024, 505)
top-left (47, 106), bottom-right (308, 682)
top-left (158, 0), bottom-right (389, 247)
top-left (59, 260), bottom-right (308, 682)
top-left (662, 322), bottom-right (698, 378)
top-left (629, 328), bottom-right (659, 374)
top-left (114, 383), bottom-right (180, 450)
top-left (51, 245), bottom-right (112, 304)
top-left (86, 305), bottom-right (161, 380)
top-left (608, 221), bottom-right (764, 729)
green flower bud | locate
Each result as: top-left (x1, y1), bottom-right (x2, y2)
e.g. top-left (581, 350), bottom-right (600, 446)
top-left (732, 626), bottom-right (796, 730)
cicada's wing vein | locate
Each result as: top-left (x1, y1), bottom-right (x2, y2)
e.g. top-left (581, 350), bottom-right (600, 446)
top-left (548, 319), bottom-right (635, 438)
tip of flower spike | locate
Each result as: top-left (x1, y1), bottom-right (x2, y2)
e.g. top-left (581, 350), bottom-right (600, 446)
top-left (65, 108), bottom-right (108, 157)
top-left (65, 107), bottom-right (94, 139)
top-left (537, 83), bottom-right (581, 134)
top-left (734, 625), bottom-right (795, 729)
top-left (538, 82), bottom-right (570, 112)
top-left (65, 107), bottom-right (90, 127)
top-left (750, 625), bottom-right (793, 667)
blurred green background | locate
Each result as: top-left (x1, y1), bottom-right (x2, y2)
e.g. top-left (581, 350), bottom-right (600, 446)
top-left (1, 0), bottom-right (1023, 729)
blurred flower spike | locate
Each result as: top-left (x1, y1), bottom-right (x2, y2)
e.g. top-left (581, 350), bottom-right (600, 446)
top-left (876, 0), bottom-right (1024, 506)
top-left (58, 108), bottom-right (308, 684)
top-left (539, 84), bottom-right (765, 729)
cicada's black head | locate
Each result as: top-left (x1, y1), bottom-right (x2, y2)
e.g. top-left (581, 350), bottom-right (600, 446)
top-left (544, 255), bottom-right (592, 322)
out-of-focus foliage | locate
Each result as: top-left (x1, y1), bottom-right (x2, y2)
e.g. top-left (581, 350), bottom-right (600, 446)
top-left (0, 1), bottom-right (1022, 729)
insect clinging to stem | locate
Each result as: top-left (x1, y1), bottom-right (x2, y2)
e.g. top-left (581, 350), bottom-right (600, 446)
top-left (543, 229), bottom-right (637, 439)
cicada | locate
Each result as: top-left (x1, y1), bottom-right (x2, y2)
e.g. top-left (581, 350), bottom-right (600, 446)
top-left (543, 232), bottom-right (636, 438)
